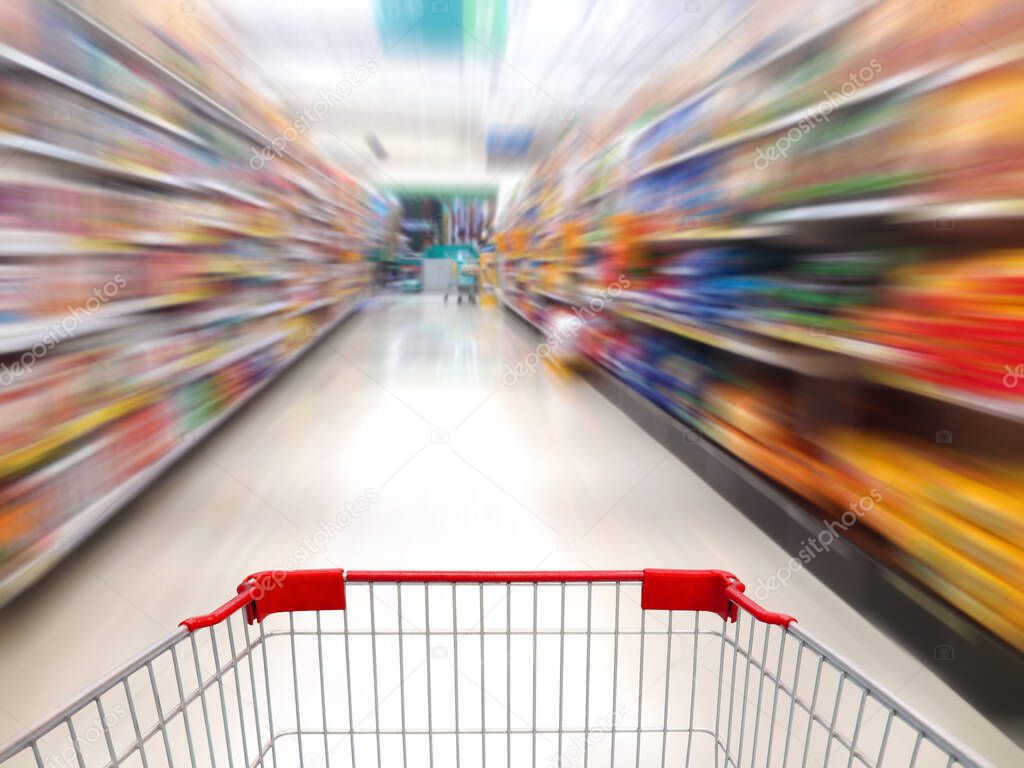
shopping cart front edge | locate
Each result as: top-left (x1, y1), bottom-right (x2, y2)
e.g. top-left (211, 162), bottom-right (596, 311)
top-left (0, 569), bottom-right (990, 768)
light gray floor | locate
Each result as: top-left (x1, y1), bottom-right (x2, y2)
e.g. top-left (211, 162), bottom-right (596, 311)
top-left (0, 295), bottom-right (1019, 766)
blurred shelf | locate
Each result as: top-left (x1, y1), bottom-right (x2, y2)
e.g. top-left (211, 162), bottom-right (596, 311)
top-left (499, 292), bottom-right (541, 331)
top-left (520, 282), bottom-right (578, 305)
top-left (865, 368), bottom-right (1024, 424)
top-left (50, 0), bottom-right (352, 201)
top-left (195, 180), bottom-right (273, 210)
top-left (633, 42), bottom-right (1024, 183)
top-left (51, 0), bottom-right (266, 147)
top-left (753, 195), bottom-right (924, 225)
top-left (897, 198), bottom-right (1024, 224)
top-left (730, 317), bottom-right (914, 365)
top-left (614, 304), bottom-right (856, 378)
top-left (0, 330), bottom-right (282, 480)
top-left (0, 230), bottom-right (116, 257)
top-left (637, 224), bottom-right (786, 245)
top-left (733, 318), bottom-right (1024, 422)
top-left (173, 301), bottom-right (290, 333)
top-left (633, 66), bottom-right (922, 181)
top-left (0, 43), bottom-right (207, 148)
top-left (572, 342), bottom-right (1024, 730)
top-left (176, 333), bottom-right (287, 387)
top-left (186, 219), bottom-right (283, 241)
top-left (0, 292), bottom-right (210, 354)
top-left (284, 297), bottom-right (336, 319)
top-left (536, 289), bottom-right (577, 305)
top-left (0, 290), bottom-right (371, 481)
top-left (633, 3), bottom-right (879, 145)
top-left (0, 296), bottom-right (365, 609)
top-left (0, 391), bottom-right (156, 483)
top-left (0, 132), bottom-right (197, 192)
top-left (0, 299), bottom-right (309, 477)
top-left (289, 232), bottom-right (333, 246)
top-left (101, 231), bottom-right (199, 248)
top-left (501, 294), bottom-right (1024, 720)
top-left (293, 206), bottom-right (334, 226)
top-left (0, 0), bottom-right (385, 614)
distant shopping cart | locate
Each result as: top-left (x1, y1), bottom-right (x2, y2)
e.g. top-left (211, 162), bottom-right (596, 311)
top-left (0, 569), bottom-right (989, 768)
top-left (444, 258), bottom-right (479, 304)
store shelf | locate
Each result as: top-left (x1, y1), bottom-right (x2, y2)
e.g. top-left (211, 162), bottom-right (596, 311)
top-left (753, 195), bottom-right (925, 226)
top-left (515, 278), bottom-right (1024, 421)
top-left (499, 292), bottom-right (542, 331)
top-left (731, 318), bottom-right (1024, 422)
top-left (614, 304), bottom-right (857, 378)
top-left (0, 391), bottom-right (156, 483)
top-left (49, 0), bottom-right (349, 201)
top-left (497, 0), bottom-right (1024, 700)
top-left (865, 368), bottom-right (1024, 424)
top-left (578, 339), bottom-right (1024, 727)
top-left (0, 293), bottom-right (210, 354)
top-left (519, 283), bottom-right (579, 306)
top-left (896, 198), bottom-right (1024, 225)
top-left (284, 296), bottom-right (351, 319)
top-left (0, 296), bottom-right (365, 609)
top-left (1, 321), bottom-right (323, 481)
top-left (500, 294), bottom-right (1024, 724)
top-left (633, 40), bottom-right (1024, 184)
top-left (0, 230), bottom-right (127, 257)
top-left (175, 333), bottom-right (288, 387)
top-left (50, 0), bottom-right (265, 146)
top-left (632, 2), bottom-right (880, 145)
top-left (633, 68), bottom-right (923, 181)
top-left (637, 224), bottom-right (786, 245)
top-left (0, 132), bottom-right (197, 192)
top-left (169, 301), bottom-right (290, 334)
top-left (0, 298), bottom-right (322, 479)
top-left (196, 180), bottom-right (273, 210)
top-left (0, 0), bottom-right (386, 618)
top-left (728, 316), bottom-right (911, 362)
top-left (0, 43), bottom-right (207, 148)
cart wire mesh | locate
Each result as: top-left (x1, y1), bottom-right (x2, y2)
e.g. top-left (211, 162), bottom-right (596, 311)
top-left (0, 569), bottom-right (990, 768)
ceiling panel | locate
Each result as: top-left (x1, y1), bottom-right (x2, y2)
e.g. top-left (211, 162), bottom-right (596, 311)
top-left (208, 0), bottom-right (719, 187)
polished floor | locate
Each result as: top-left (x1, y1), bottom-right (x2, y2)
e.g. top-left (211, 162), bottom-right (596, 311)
top-left (0, 295), bottom-right (1019, 766)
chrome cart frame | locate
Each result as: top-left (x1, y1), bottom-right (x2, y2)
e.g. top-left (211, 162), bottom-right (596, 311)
top-left (0, 569), bottom-right (990, 768)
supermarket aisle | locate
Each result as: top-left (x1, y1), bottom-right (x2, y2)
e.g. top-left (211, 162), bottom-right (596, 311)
top-left (0, 295), bottom-right (1019, 765)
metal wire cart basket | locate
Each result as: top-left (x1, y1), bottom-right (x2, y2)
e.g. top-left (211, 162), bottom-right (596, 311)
top-left (0, 569), bottom-right (990, 768)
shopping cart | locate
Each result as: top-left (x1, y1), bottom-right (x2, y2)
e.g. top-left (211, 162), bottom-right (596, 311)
top-left (0, 569), bottom-right (989, 768)
top-left (445, 260), bottom-right (479, 305)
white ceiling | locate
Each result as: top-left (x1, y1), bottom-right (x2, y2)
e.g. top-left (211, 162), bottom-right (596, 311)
top-left (206, 0), bottom-right (718, 191)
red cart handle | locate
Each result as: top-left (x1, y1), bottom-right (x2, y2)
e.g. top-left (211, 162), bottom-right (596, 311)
top-left (181, 568), bottom-right (795, 630)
